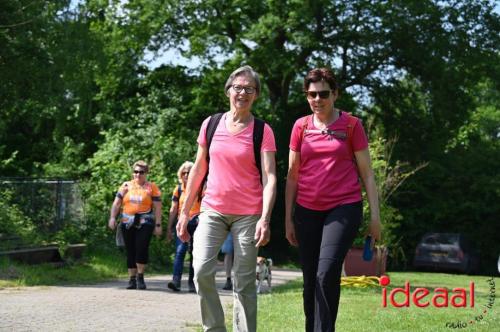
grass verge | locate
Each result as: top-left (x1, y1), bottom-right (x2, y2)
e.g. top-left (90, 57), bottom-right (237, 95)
top-left (0, 248), bottom-right (132, 288)
top-left (224, 272), bottom-right (498, 332)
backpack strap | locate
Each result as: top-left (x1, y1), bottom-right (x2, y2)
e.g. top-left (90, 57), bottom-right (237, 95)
top-left (253, 118), bottom-right (265, 184)
top-left (344, 112), bottom-right (359, 158)
top-left (299, 115), bottom-right (311, 145)
top-left (204, 113), bottom-right (265, 185)
top-left (177, 183), bottom-right (182, 199)
top-left (202, 113), bottom-right (224, 186)
top-left (298, 112), bottom-right (359, 157)
top-left (206, 113), bottom-right (224, 165)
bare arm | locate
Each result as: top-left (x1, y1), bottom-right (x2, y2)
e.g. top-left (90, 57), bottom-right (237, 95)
top-left (255, 151), bottom-right (277, 247)
top-left (108, 196), bottom-right (122, 230)
top-left (354, 148), bottom-right (382, 243)
top-left (285, 150), bottom-right (301, 246)
top-left (153, 200), bottom-right (162, 236)
top-left (167, 200), bottom-right (179, 241)
top-left (176, 144), bottom-right (208, 242)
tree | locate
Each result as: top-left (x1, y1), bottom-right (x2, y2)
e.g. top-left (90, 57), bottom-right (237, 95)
top-left (0, 0), bottom-right (106, 176)
top-left (150, 0), bottom-right (499, 261)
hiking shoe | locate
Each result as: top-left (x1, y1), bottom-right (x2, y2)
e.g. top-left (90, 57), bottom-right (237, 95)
top-left (188, 280), bottom-right (196, 293)
top-left (222, 278), bottom-right (232, 290)
top-left (167, 280), bottom-right (181, 292)
top-left (137, 274), bottom-right (146, 290)
top-left (126, 276), bottom-right (137, 290)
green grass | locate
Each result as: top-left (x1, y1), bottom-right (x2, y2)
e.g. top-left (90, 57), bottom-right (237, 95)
top-left (0, 248), bottom-right (134, 288)
top-left (224, 272), bottom-right (499, 332)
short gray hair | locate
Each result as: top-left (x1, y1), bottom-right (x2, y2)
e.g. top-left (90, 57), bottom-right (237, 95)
top-left (224, 65), bottom-right (261, 96)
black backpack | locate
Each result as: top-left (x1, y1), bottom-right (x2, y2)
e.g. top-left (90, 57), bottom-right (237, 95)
top-left (205, 113), bottom-right (265, 184)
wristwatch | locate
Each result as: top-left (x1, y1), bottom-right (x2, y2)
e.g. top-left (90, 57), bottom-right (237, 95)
top-left (155, 224), bottom-right (162, 227)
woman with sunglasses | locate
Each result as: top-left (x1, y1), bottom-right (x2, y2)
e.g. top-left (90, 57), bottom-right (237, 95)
top-left (285, 68), bottom-right (381, 331)
top-left (108, 160), bottom-right (163, 290)
top-left (166, 161), bottom-right (201, 293)
top-left (176, 65), bottom-right (277, 332)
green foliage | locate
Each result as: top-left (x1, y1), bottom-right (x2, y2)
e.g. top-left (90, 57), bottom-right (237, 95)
top-left (0, 247), bottom-right (128, 287)
top-left (0, 189), bottom-right (39, 249)
top-left (0, 181), bottom-right (87, 251)
top-left (1, 0), bottom-right (499, 272)
top-left (354, 135), bottom-right (426, 270)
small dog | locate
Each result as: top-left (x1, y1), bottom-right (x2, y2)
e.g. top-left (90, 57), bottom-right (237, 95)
top-left (256, 256), bottom-right (272, 294)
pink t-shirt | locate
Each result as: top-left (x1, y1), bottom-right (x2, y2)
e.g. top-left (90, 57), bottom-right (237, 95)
top-left (289, 112), bottom-right (368, 211)
top-left (197, 114), bottom-right (277, 215)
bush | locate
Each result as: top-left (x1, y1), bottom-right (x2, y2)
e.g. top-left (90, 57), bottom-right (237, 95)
top-left (0, 189), bottom-right (40, 249)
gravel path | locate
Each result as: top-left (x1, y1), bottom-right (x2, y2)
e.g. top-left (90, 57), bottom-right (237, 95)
top-left (0, 267), bottom-right (302, 332)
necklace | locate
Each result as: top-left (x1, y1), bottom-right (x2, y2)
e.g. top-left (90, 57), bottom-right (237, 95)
top-left (227, 112), bottom-right (252, 130)
top-left (314, 109), bottom-right (339, 130)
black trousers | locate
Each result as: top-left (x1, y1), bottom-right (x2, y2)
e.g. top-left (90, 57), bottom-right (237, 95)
top-left (122, 222), bottom-right (154, 268)
top-left (294, 201), bottom-right (362, 332)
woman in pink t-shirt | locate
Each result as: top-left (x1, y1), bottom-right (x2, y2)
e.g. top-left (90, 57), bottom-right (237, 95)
top-left (176, 65), bottom-right (277, 332)
top-left (285, 68), bottom-right (382, 332)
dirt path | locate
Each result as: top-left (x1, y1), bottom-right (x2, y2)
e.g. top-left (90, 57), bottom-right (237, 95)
top-left (0, 267), bottom-right (302, 331)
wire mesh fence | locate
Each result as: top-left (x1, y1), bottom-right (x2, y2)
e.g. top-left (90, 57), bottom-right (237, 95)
top-left (0, 178), bottom-right (85, 248)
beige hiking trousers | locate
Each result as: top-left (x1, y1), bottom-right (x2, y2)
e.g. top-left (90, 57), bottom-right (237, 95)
top-left (193, 210), bottom-right (259, 332)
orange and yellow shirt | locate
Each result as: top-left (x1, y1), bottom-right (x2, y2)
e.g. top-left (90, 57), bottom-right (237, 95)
top-left (117, 180), bottom-right (161, 215)
top-left (171, 184), bottom-right (201, 219)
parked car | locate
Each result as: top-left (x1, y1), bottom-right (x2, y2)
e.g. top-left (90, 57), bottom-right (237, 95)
top-left (413, 233), bottom-right (479, 274)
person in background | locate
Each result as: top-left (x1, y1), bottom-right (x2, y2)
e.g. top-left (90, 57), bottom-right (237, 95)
top-left (285, 68), bottom-right (382, 331)
top-left (221, 233), bottom-right (234, 290)
top-left (177, 65), bottom-right (277, 332)
top-left (166, 161), bottom-right (201, 293)
top-left (108, 160), bottom-right (162, 290)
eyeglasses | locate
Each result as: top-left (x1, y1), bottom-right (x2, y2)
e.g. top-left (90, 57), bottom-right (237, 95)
top-left (306, 90), bottom-right (331, 99)
top-left (133, 170), bottom-right (145, 174)
top-left (232, 85), bottom-right (256, 95)
top-left (182, 171), bottom-right (190, 175)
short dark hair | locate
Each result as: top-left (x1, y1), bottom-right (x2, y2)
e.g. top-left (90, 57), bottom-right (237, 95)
top-left (224, 65), bottom-right (261, 96)
top-left (303, 68), bottom-right (338, 92)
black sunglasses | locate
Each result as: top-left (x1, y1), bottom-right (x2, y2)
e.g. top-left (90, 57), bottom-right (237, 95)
top-left (306, 90), bottom-right (331, 99)
top-left (133, 170), bottom-right (145, 174)
top-left (182, 171), bottom-right (190, 175)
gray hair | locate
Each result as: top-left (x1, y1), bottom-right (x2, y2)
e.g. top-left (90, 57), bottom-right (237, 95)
top-left (224, 65), bottom-right (261, 96)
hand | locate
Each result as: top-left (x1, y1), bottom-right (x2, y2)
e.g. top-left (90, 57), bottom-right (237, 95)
top-left (285, 217), bottom-right (298, 247)
top-left (108, 217), bottom-right (116, 230)
top-left (254, 218), bottom-right (271, 247)
top-left (154, 225), bottom-right (162, 237)
top-left (176, 212), bottom-right (191, 243)
top-left (368, 217), bottom-right (382, 246)
top-left (166, 229), bottom-right (173, 242)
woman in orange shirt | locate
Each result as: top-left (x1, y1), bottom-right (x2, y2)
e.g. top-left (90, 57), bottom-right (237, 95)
top-left (108, 160), bottom-right (163, 290)
top-left (167, 161), bottom-right (202, 292)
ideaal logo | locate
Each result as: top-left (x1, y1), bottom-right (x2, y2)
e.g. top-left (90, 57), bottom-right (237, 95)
top-left (379, 275), bottom-right (496, 329)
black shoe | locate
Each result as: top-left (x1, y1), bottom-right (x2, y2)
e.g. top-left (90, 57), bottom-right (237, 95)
top-left (168, 280), bottom-right (181, 292)
top-left (126, 276), bottom-right (137, 290)
top-left (137, 274), bottom-right (146, 290)
top-left (188, 280), bottom-right (196, 293)
top-left (222, 278), bottom-right (232, 290)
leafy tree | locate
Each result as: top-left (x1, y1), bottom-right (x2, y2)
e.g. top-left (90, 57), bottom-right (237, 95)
top-left (150, 0), bottom-right (499, 262)
top-left (2, 0), bottom-right (498, 270)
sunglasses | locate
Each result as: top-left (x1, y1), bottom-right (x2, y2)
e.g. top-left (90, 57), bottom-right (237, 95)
top-left (133, 170), bottom-right (145, 174)
top-left (323, 129), bottom-right (347, 141)
top-left (306, 90), bottom-right (331, 99)
top-left (232, 85), bottom-right (256, 94)
top-left (182, 171), bottom-right (190, 175)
